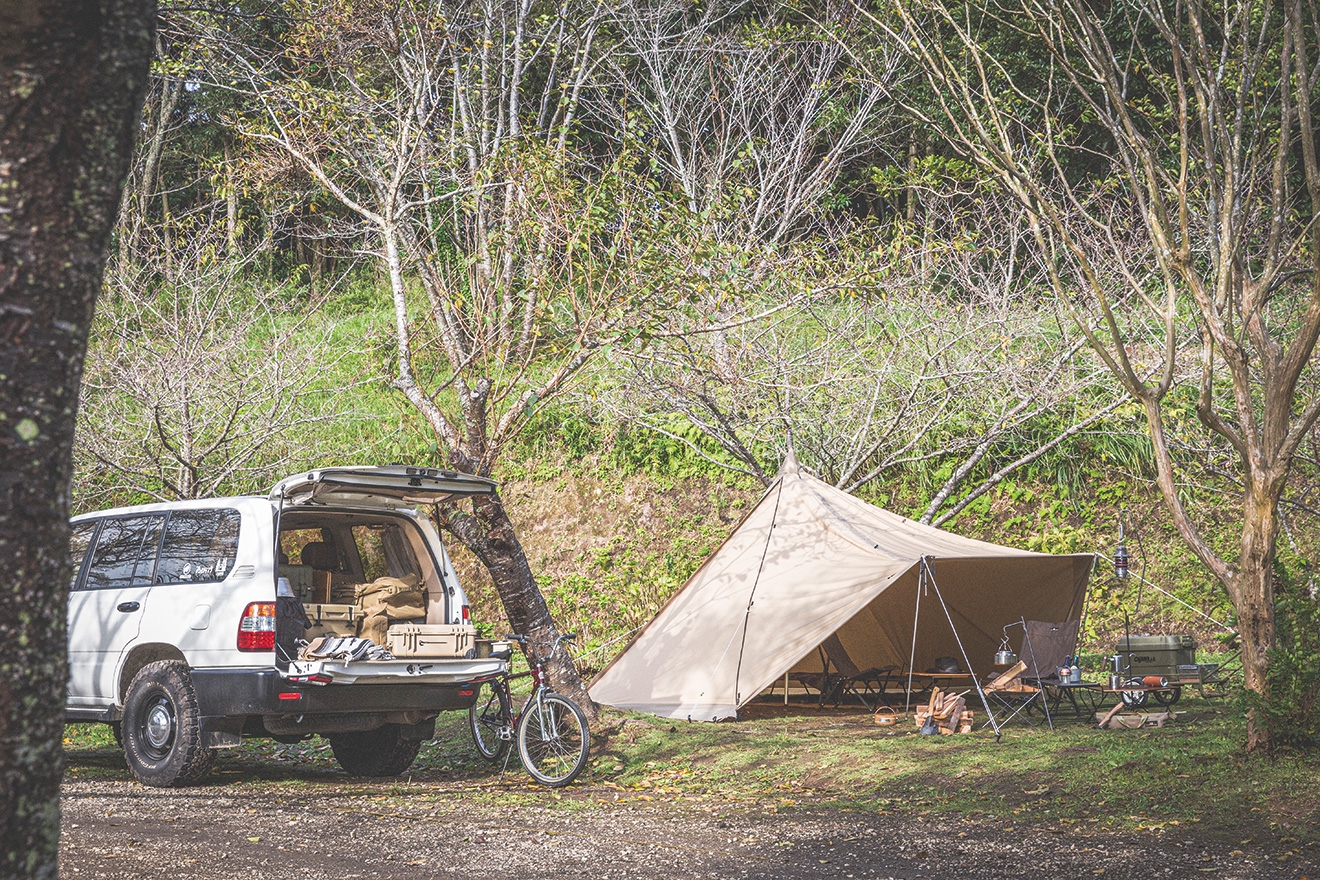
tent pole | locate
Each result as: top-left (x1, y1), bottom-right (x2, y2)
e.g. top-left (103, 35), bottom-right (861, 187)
top-left (904, 563), bottom-right (924, 719)
top-left (729, 480), bottom-right (785, 716)
top-left (921, 556), bottom-right (1002, 740)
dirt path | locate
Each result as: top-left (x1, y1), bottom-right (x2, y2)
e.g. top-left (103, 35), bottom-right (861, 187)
top-left (60, 774), bottom-right (1315, 880)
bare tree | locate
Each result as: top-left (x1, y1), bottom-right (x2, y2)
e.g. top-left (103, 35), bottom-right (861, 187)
top-left (0, 1), bottom-right (154, 875)
top-left (599, 206), bottom-right (1128, 520)
top-left (874, 0), bottom-right (1320, 748)
top-left (597, 0), bottom-right (897, 244)
top-left (221, 0), bottom-right (642, 715)
top-left (75, 222), bottom-right (354, 506)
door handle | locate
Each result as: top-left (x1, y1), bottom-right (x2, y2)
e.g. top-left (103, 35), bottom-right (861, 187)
top-left (116, 601), bottom-right (140, 613)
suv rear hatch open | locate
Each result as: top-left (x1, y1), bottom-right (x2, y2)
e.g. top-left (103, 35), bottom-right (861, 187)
top-left (270, 465), bottom-right (504, 687)
top-left (270, 465), bottom-right (497, 509)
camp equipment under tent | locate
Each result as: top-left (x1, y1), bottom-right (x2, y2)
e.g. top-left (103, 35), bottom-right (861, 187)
top-left (589, 454), bottom-right (1093, 721)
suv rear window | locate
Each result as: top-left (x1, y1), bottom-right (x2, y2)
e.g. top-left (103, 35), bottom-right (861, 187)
top-left (67, 521), bottom-right (98, 590)
top-left (156, 509), bottom-right (242, 585)
top-left (84, 515), bottom-right (166, 590)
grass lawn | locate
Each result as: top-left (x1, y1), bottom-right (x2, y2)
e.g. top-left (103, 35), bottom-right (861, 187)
top-left (63, 692), bottom-right (1319, 849)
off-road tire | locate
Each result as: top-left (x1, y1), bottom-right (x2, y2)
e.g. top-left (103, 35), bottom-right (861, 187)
top-left (1152, 686), bottom-right (1182, 707)
top-left (516, 693), bottom-right (590, 788)
top-left (1119, 678), bottom-right (1149, 709)
top-left (469, 680), bottom-right (512, 762)
top-left (121, 660), bottom-right (217, 787)
top-left (329, 724), bottom-right (422, 777)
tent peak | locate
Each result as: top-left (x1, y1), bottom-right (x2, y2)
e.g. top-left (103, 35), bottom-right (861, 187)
top-left (778, 445), bottom-right (801, 478)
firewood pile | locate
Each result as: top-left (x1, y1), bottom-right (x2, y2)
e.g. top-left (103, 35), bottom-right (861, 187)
top-left (913, 687), bottom-right (974, 734)
top-left (984, 660), bottom-right (1039, 694)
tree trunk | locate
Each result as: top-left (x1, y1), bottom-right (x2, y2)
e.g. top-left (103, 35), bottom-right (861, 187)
top-left (224, 138), bottom-right (239, 258)
top-left (0, 2), bottom-right (155, 877)
top-left (1236, 478), bottom-right (1283, 751)
top-left (442, 493), bottom-right (598, 723)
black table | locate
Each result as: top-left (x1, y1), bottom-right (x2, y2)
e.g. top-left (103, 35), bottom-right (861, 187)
top-left (1043, 680), bottom-right (1108, 719)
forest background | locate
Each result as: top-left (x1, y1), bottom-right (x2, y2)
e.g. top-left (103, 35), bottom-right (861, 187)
top-left (74, 0), bottom-right (1320, 741)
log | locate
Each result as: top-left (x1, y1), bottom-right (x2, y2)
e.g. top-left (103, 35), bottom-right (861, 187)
top-left (1094, 702), bottom-right (1125, 729)
top-left (986, 661), bottom-right (1027, 692)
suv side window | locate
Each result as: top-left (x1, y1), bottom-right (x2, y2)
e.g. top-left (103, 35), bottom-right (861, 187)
top-left (67, 520), bottom-right (99, 591)
top-left (84, 515), bottom-right (166, 590)
top-left (156, 509), bottom-right (242, 585)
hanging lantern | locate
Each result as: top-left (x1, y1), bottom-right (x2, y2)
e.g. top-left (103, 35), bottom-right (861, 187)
top-left (1114, 542), bottom-right (1130, 580)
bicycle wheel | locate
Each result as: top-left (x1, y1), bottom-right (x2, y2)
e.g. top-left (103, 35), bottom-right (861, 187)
top-left (469, 680), bottom-right (512, 762)
top-left (516, 692), bottom-right (590, 787)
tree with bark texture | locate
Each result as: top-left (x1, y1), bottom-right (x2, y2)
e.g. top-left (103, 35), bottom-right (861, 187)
top-left (0, 0), bottom-right (155, 874)
top-left (869, 0), bottom-right (1320, 748)
top-left (222, 0), bottom-right (654, 716)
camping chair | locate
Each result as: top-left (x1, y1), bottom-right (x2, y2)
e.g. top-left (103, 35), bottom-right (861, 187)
top-left (791, 634), bottom-right (897, 711)
top-left (1020, 620), bottom-right (1080, 686)
top-left (981, 620), bottom-right (1078, 729)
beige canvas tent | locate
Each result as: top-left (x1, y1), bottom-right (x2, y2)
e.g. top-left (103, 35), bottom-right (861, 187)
top-left (589, 455), bottom-right (1093, 721)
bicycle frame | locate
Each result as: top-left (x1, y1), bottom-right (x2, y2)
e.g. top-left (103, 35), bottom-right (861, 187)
top-left (470, 640), bottom-right (554, 740)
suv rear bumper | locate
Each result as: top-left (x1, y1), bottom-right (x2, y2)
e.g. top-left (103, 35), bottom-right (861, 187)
top-left (190, 668), bottom-right (477, 737)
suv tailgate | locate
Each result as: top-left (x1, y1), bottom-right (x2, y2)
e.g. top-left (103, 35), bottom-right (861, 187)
top-left (284, 656), bottom-right (505, 685)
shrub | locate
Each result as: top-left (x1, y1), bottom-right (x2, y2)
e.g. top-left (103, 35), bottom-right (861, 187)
top-left (1246, 583), bottom-right (1320, 749)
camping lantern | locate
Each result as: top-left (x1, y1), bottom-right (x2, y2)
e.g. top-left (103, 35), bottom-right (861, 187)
top-left (1114, 542), bottom-right (1130, 580)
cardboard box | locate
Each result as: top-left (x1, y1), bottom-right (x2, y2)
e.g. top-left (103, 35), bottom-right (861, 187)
top-left (387, 624), bottom-right (477, 658)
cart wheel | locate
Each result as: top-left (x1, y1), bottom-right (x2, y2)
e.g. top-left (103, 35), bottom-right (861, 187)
top-left (1120, 678), bottom-right (1148, 709)
top-left (1153, 686), bottom-right (1182, 707)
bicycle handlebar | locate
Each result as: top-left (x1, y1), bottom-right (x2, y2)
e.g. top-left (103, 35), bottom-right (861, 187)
top-left (501, 632), bottom-right (577, 654)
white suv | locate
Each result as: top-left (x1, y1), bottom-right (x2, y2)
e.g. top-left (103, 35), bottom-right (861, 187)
top-left (65, 466), bottom-right (507, 787)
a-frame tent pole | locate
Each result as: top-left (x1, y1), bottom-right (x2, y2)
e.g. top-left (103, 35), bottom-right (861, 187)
top-left (904, 563), bottom-right (923, 719)
top-left (919, 556), bottom-right (1002, 740)
top-left (728, 479), bottom-right (786, 718)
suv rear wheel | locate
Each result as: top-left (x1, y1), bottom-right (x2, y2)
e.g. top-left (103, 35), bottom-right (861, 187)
top-left (121, 660), bottom-right (216, 787)
top-left (328, 724), bottom-right (421, 776)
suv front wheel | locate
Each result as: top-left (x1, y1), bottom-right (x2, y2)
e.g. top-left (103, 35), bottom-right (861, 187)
top-left (121, 660), bottom-right (217, 787)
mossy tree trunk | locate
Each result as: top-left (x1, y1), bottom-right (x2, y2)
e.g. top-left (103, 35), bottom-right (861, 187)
top-left (0, 2), bottom-right (154, 875)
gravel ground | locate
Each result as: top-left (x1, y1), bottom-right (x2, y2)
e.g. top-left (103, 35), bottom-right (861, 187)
top-left (60, 774), bottom-right (1317, 880)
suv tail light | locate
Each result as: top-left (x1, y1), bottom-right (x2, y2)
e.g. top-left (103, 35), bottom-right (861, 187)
top-left (237, 602), bottom-right (276, 651)
top-left (461, 604), bottom-right (471, 623)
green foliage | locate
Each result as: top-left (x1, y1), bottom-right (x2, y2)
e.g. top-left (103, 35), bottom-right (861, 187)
top-left (1245, 583), bottom-right (1320, 749)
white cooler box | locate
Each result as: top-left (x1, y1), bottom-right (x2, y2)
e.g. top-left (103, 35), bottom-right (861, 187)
top-left (386, 623), bottom-right (477, 658)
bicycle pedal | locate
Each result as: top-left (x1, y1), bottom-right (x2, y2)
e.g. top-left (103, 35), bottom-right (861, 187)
top-left (496, 726), bottom-right (513, 741)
